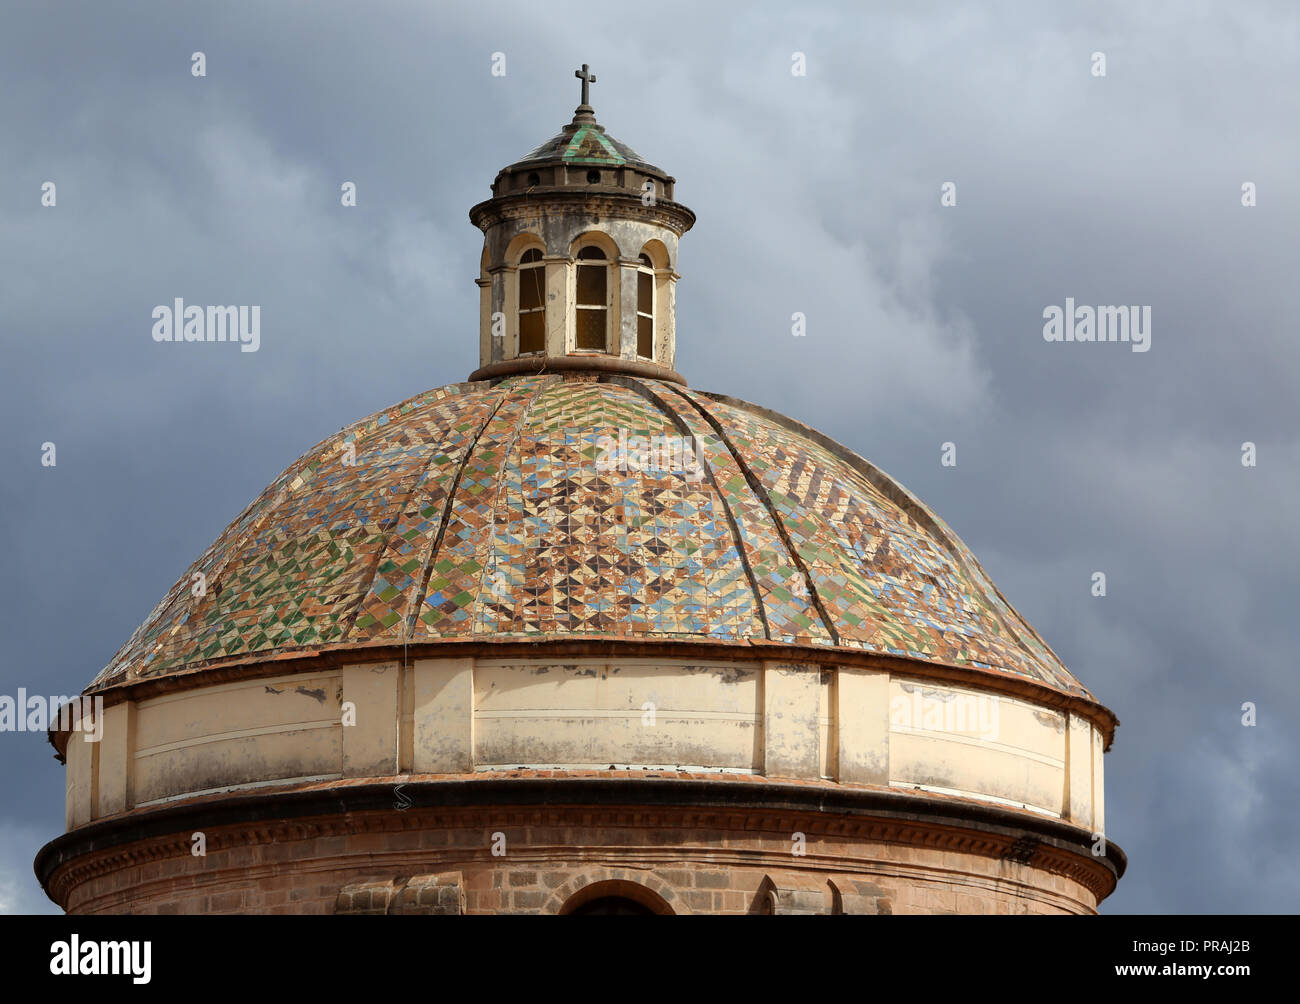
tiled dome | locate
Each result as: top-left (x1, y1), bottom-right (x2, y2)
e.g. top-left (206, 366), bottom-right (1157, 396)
top-left (91, 374), bottom-right (1087, 698)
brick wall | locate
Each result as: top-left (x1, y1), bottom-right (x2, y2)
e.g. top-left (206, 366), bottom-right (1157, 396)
top-left (51, 801), bottom-right (1104, 915)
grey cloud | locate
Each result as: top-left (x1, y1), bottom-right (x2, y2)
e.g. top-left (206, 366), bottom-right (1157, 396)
top-left (1, 0), bottom-right (1295, 913)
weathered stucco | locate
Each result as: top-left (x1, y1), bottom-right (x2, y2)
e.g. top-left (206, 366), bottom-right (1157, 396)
top-left (66, 656), bottom-right (1106, 832)
top-left (476, 202), bottom-right (683, 370)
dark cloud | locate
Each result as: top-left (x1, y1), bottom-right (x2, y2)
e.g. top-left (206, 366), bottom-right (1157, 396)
top-left (1, 0), bottom-right (1295, 913)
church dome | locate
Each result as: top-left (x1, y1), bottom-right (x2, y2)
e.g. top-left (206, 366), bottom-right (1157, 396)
top-left (90, 373), bottom-right (1089, 701)
top-left (42, 68), bottom-right (1122, 917)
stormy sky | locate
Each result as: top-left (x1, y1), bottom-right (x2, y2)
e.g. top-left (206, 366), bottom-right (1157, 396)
top-left (1, 0), bottom-right (1295, 913)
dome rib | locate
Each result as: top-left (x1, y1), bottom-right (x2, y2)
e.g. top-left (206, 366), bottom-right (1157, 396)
top-left (465, 379), bottom-right (551, 637)
top-left (342, 382), bottom-right (510, 642)
top-left (613, 376), bottom-right (773, 641)
top-left (651, 379), bottom-right (842, 646)
top-left (343, 390), bottom-right (509, 643)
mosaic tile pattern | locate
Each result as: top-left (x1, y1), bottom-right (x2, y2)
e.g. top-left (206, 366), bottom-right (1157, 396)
top-left (412, 376), bottom-right (550, 637)
top-left (671, 386), bottom-right (1083, 695)
top-left (652, 382), bottom-right (831, 647)
top-left (90, 375), bottom-right (1088, 699)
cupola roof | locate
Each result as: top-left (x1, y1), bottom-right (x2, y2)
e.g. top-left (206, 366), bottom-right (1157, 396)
top-left (480, 63), bottom-right (680, 203)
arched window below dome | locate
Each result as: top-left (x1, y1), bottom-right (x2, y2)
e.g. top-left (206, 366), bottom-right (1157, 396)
top-left (636, 253), bottom-right (655, 359)
top-left (557, 879), bottom-right (675, 915)
top-left (517, 248), bottom-right (546, 355)
top-left (574, 245), bottom-right (609, 351)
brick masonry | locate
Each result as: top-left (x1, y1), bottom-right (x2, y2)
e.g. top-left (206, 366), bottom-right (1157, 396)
top-left (50, 801), bottom-right (1105, 915)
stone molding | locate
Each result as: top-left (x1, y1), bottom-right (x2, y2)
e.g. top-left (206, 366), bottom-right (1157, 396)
top-left (38, 777), bottom-right (1124, 907)
top-left (470, 192), bottom-right (696, 235)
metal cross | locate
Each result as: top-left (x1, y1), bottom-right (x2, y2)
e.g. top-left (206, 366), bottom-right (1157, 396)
top-left (575, 63), bottom-right (596, 106)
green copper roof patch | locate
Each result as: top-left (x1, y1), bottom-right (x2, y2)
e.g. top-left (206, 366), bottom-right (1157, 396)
top-left (562, 124), bottom-right (627, 165)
